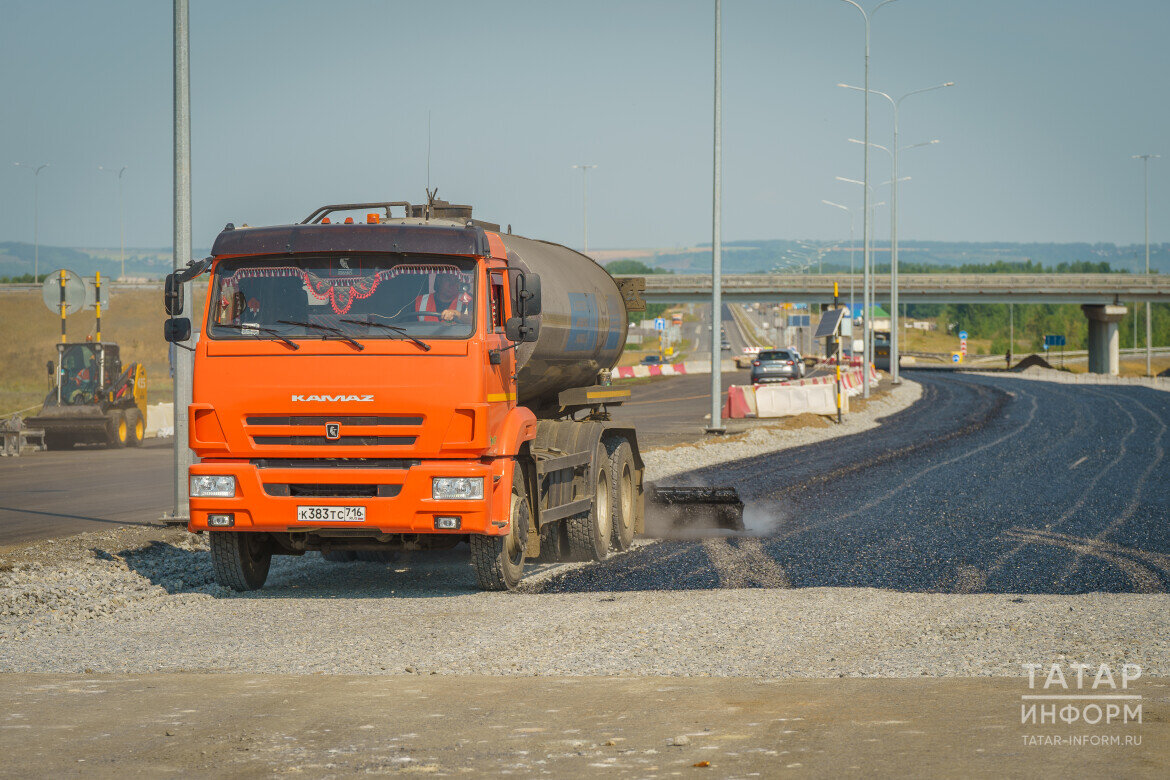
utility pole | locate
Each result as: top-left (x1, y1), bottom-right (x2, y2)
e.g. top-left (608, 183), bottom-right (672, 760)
top-left (172, 0), bottom-right (194, 523)
top-left (1133, 153), bottom-right (1159, 376)
top-left (708, 0), bottom-right (724, 433)
top-left (571, 164), bottom-right (597, 253)
top-left (13, 162), bottom-right (49, 284)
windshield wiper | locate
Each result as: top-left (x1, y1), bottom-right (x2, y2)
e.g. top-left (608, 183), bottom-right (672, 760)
top-left (277, 320), bottom-right (364, 351)
top-left (338, 319), bottom-right (432, 351)
top-left (215, 322), bottom-right (300, 350)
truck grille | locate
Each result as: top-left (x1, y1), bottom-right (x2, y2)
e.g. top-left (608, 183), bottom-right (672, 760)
top-left (251, 458), bottom-right (419, 469)
top-left (252, 435), bottom-right (416, 447)
top-left (246, 416), bottom-right (423, 426)
top-left (263, 483), bottom-right (403, 498)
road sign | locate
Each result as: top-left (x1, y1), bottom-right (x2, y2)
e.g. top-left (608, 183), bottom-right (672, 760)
top-left (84, 281), bottom-right (110, 312)
top-left (788, 314), bottom-right (811, 328)
top-left (952, 353), bottom-right (962, 363)
top-left (654, 317), bottom-right (666, 331)
top-left (1044, 334), bottom-right (1066, 347)
top-left (41, 270), bottom-right (86, 315)
top-left (958, 330), bottom-right (968, 340)
top-left (960, 338), bottom-right (967, 355)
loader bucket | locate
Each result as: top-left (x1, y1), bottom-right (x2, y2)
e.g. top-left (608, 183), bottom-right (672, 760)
top-left (645, 482), bottom-right (745, 534)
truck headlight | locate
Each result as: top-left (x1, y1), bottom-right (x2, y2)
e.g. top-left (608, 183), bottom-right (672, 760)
top-left (190, 475), bottom-right (237, 498)
top-left (432, 477), bottom-right (483, 500)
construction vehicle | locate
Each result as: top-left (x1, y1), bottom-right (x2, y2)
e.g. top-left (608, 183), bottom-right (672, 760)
top-left (164, 198), bottom-right (743, 592)
top-left (26, 341), bottom-right (148, 449)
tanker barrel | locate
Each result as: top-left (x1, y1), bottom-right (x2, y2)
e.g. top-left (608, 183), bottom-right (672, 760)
top-left (499, 233), bottom-right (628, 408)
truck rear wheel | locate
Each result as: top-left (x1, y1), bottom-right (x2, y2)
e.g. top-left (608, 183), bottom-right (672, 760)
top-left (566, 443), bottom-right (611, 561)
top-left (470, 466), bottom-right (528, 590)
top-left (105, 410), bottom-right (128, 448)
top-left (606, 439), bottom-right (636, 551)
top-left (124, 408), bottom-right (144, 447)
top-left (210, 531), bottom-right (271, 591)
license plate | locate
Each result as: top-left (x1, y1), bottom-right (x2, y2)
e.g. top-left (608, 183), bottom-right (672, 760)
top-left (296, 506), bottom-right (366, 522)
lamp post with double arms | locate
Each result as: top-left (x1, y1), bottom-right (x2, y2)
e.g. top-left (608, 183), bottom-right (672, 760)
top-left (836, 0), bottom-right (901, 397)
top-left (841, 80), bottom-right (954, 383)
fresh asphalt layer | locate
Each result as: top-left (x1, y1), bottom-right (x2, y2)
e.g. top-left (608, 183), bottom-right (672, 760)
top-left (543, 371), bottom-right (1170, 596)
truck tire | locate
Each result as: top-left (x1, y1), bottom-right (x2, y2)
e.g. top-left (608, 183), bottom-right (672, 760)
top-left (566, 443), bottom-right (611, 561)
top-left (322, 550), bottom-right (357, 562)
top-left (537, 520), bottom-right (565, 563)
top-left (606, 439), bottom-right (636, 551)
top-left (43, 433), bottom-right (73, 451)
top-left (124, 408), bottom-right (144, 447)
top-left (209, 531), bottom-right (271, 591)
top-left (105, 409), bottom-right (128, 448)
top-left (470, 465), bottom-right (528, 590)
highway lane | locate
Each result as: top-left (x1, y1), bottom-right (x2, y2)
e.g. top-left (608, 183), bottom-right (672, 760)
top-left (0, 438), bottom-right (172, 548)
top-left (544, 371), bottom-right (1170, 595)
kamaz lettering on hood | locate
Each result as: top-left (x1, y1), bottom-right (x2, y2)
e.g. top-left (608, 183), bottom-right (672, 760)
top-left (290, 394), bottom-right (374, 402)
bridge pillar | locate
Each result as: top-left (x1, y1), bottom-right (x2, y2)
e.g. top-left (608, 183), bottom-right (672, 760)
top-left (1081, 304), bottom-right (1127, 375)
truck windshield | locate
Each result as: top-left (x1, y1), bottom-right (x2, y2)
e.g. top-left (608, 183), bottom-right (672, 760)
top-left (207, 255), bottom-right (477, 342)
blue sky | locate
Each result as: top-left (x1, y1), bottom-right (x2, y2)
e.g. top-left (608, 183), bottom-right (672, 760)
top-left (0, 0), bottom-right (1166, 252)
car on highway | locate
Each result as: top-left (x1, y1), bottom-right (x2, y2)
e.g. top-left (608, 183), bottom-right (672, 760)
top-left (750, 349), bottom-right (804, 384)
top-left (640, 354), bottom-right (663, 365)
top-left (721, 339), bottom-right (732, 351)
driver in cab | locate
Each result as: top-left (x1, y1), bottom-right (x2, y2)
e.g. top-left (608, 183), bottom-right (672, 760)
top-left (414, 274), bottom-right (471, 324)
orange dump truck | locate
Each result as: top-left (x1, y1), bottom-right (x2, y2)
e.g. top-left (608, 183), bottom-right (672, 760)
top-left (163, 200), bottom-right (651, 591)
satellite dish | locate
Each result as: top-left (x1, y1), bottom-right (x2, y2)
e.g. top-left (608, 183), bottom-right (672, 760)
top-left (84, 281), bottom-right (111, 312)
top-left (41, 270), bottom-right (87, 316)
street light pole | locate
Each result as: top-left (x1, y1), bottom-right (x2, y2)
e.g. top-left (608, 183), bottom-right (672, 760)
top-left (842, 80), bottom-right (953, 384)
top-left (838, 0), bottom-right (899, 397)
top-left (571, 164), bottom-right (597, 253)
top-left (99, 165), bottom-right (128, 279)
top-left (708, 0), bottom-right (725, 433)
top-left (1133, 153), bottom-right (1159, 376)
top-left (822, 199), bottom-right (855, 313)
top-left (13, 162), bottom-right (49, 284)
top-left (172, 0), bottom-right (194, 524)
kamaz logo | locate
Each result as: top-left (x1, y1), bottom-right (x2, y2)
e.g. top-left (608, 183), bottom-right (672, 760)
top-left (290, 394), bottom-right (374, 402)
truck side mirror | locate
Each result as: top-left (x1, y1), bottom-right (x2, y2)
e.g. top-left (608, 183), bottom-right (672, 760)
top-left (511, 272), bottom-right (542, 318)
top-left (164, 317), bottom-right (191, 343)
top-left (505, 316), bottom-right (540, 343)
top-left (164, 273), bottom-right (185, 315)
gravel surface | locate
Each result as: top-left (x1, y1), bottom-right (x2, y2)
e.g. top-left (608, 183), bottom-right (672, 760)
top-left (1, 372), bottom-right (1166, 678)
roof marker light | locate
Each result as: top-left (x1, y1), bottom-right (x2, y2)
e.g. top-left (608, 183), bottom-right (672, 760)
top-left (322, 217), bottom-right (331, 224)
top-left (367, 213), bottom-right (380, 224)
top-left (344, 217), bottom-right (354, 224)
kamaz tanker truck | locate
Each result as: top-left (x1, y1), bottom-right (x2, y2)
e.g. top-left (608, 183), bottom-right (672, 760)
top-left (164, 199), bottom-right (740, 591)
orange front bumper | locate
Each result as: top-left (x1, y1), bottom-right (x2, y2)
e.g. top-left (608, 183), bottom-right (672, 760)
top-left (188, 458), bottom-right (512, 535)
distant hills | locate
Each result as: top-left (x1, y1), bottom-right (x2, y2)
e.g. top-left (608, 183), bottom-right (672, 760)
top-left (0, 243), bottom-right (209, 281)
top-left (1, 238), bottom-right (1165, 281)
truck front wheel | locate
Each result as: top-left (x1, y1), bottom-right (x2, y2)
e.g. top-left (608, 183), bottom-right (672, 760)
top-left (210, 531), bottom-right (272, 591)
top-left (470, 466), bottom-right (528, 590)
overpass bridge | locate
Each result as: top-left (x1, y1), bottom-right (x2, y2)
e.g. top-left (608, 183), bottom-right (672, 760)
top-left (620, 273), bottom-right (1170, 375)
top-left (622, 273), bottom-right (1170, 305)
